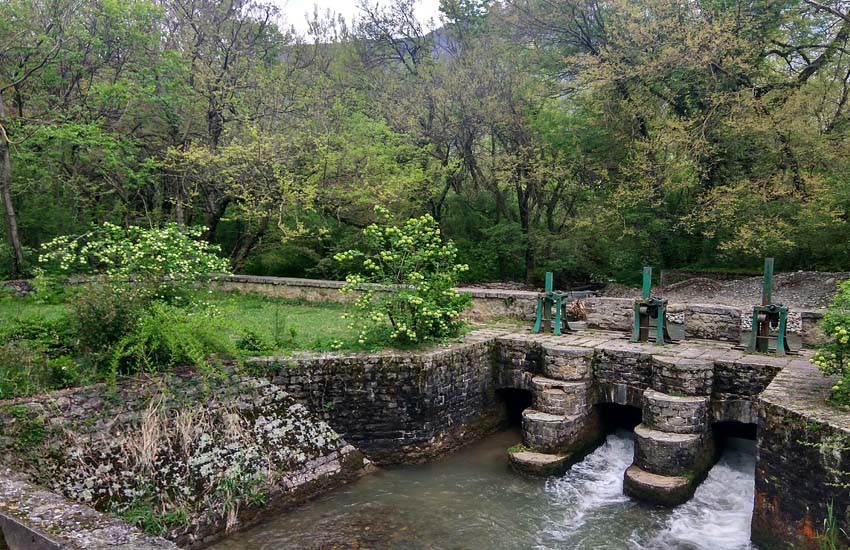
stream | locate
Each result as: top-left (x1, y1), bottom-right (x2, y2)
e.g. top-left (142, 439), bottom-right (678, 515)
top-left (211, 429), bottom-right (757, 550)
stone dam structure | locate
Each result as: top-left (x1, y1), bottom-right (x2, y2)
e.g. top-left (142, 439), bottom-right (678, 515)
top-left (250, 328), bottom-right (846, 550)
top-left (0, 275), bottom-right (847, 549)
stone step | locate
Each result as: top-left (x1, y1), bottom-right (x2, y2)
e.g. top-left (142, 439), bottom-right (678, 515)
top-left (642, 389), bottom-right (709, 434)
top-left (508, 449), bottom-right (571, 476)
top-left (530, 376), bottom-right (591, 415)
top-left (633, 424), bottom-right (715, 477)
top-left (623, 465), bottom-right (694, 506)
top-left (541, 344), bottom-right (594, 381)
top-left (651, 356), bottom-right (714, 396)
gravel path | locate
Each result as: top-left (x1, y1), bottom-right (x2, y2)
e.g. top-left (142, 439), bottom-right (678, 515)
top-left (602, 271), bottom-right (850, 310)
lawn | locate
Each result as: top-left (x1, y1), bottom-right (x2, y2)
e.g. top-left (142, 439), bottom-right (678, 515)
top-left (0, 289), bottom-right (361, 400)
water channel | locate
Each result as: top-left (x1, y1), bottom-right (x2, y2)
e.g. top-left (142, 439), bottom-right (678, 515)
top-left (212, 428), bottom-right (757, 550)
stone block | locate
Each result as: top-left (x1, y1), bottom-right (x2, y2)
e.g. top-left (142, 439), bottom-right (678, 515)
top-left (521, 409), bottom-right (601, 455)
top-left (684, 304), bottom-right (741, 341)
top-left (531, 376), bottom-right (591, 416)
top-left (508, 450), bottom-right (571, 477)
top-left (713, 356), bottom-right (785, 396)
top-left (642, 389), bottom-right (708, 434)
top-left (593, 343), bottom-right (652, 390)
top-left (623, 465), bottom-right (694, 506)
top-left (651, 356), bottom-right (713, 396)
top-left (584, 297), bottom-right (633, 331)
top-left (542, 344), bottom-right (594, 381)
top-left (799, 310), bottom-right (825, 348)
top-left (633, 424), bottom-right (715, 477)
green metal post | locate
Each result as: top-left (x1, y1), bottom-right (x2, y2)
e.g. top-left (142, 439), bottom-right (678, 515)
top-left (630, 303), bottom-right (640, 343)
top-left (656, 302), bottom-right (666, 345)
top-left (533, 296), bottom-right (543, 333)
top-left (762, 257), bottom-right (774, 306)
top-left (545, 272), bottom-right (554, 294)
top-left (642, 267), bottom-right (652, 300)
top-left (776, 314), bottom-right (787, 356)
top-left (554, 296), bottom-right (562, 336)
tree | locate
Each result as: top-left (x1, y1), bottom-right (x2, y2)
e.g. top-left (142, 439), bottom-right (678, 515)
top-left (0, 0), bottom-right (72, 277)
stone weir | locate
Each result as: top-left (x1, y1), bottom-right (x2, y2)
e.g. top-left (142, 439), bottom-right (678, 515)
top-left (492, 331), bottom-right (800, 507)
top-left (253, 329), bottom-right (802, 508)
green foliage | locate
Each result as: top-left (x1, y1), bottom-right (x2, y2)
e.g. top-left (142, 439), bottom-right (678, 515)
top-left (38, 223), bottom-right (230, 287)
top-left (67, 282), bottom-right (150, 366)
top-left (813, 280), bottom-right (850, 406)
top-left (3, 405), bottom-right (47, 451)
top-left (817, 502), bottom-right (847, 550)
top-left (109, 302), bottom-right (237, 376)
top-left (335, 207), bottom-right (471, 345)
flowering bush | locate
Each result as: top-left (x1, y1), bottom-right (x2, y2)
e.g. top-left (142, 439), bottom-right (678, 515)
top-left (35, 223), bottom-right (233, 375)
top-left (334, 207), bottom-right (471, 345)
top-left (37, 222), bottom-right (230, 290)
top-left (812, 280), bottom-right (850, 406)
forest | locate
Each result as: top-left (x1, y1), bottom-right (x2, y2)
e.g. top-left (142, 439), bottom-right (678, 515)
top-left (2, 0), bottom-right (850, 286)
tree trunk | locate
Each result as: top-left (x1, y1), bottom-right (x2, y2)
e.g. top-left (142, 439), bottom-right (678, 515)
top-left (0, 95), bottom-right (24, 277)
top-left (231, 215), bottom-right (269, 272)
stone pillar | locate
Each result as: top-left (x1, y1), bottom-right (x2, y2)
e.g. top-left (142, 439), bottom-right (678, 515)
top-left (624, 357), bottom-right (717, 506)
top-left (509, 345), bottom-right (602, 476)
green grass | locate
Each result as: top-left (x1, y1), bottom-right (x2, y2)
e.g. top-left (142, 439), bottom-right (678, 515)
top-left (199, 291), bottom-right (359, 353)
top-left (0, 290), bottom-right (364, 400)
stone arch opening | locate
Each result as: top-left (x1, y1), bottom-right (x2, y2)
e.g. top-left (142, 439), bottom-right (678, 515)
top-left (597, 403), bottom-right (642, 433)
top-left (495, 388), bottom-right (533, 426)
top-left (713, 421), bottom-right (757, 458)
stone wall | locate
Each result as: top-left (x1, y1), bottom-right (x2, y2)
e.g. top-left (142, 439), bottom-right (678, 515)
top-left (250, 329), bottom-right (509, 464)
top-left (752, 359), bottom-right (850, 550)
top-left (212, 275), bottom-right (827, 345)
top-left (584, 297), bottom-right (634, 332)
top-left (684, 304), bottom-right (741, 341)
top-left (0, 370), bottom-right (368, 549)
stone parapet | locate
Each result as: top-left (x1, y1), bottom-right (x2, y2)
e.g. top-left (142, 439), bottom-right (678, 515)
top-left (0, 468), bottom-right (177, 550)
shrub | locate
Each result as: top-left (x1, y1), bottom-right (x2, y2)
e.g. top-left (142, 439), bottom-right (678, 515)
top-left (813, 279), bottom-right (850, 406)
top-left (109, 302), bottom-right (238, 375)
top-left (37, 222), bottom-right (230, 301)
top-left (68, 282), bottom-right (150, 365)
top-left (334, 207), bottom-right (471, 345)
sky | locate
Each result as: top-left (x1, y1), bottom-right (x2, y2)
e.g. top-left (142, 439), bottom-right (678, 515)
top-left (273, 0), bottom-right (443, 35)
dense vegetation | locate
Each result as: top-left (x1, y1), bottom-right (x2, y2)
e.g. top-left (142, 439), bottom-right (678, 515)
top-left (0, 288), bottom-right (365, 399)
top-left (2, 0), bottom-right (850, 286)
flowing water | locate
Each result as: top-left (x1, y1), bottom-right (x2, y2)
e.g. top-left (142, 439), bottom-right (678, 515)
top-left (212, 430), bottom-right (757, 550)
